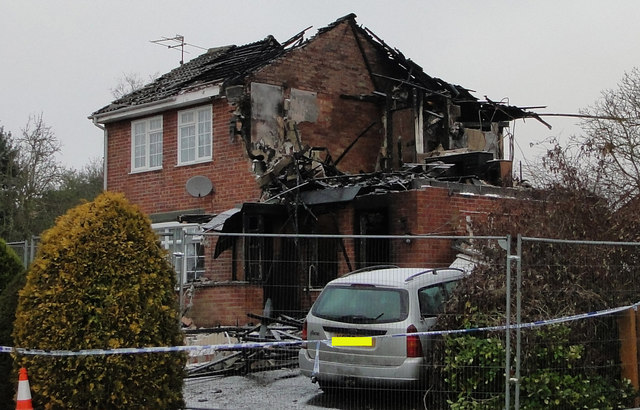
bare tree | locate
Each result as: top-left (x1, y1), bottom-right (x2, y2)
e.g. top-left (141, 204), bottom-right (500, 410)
top-left (579, 68), bottom-right (640, 203)
top-left (535, 68), bottom-right (640, 207)
top-left (110, 72), bottom-right (157, 99)
top-left (17, 114), bottom-right (63, 194)
top-left (12, 114), bottom-right (64, 238)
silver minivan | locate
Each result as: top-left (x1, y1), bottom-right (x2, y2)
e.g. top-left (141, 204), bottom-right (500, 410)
top-left (298, 265), bottom-right (466, 391)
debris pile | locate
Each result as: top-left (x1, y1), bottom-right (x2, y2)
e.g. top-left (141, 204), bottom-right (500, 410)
top-left (185, 314), bottom-right (303, 378)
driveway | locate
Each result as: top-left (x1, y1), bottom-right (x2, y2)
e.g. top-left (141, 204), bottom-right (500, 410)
top-left (183, 368), bottom-right (426, 409)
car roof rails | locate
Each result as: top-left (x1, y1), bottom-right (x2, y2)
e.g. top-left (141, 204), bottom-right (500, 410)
top-left (405, 267), bottom-right (465, 282)
top-left (342, 264), bottom-right (400, 278)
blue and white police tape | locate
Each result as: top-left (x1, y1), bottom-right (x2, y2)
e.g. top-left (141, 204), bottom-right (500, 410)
top-left (1, 301), bottom-right (637, 357)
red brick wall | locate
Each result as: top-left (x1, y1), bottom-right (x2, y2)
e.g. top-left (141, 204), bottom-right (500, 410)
top-left (389, 187), bottom-right (498, 266)
top-left (324, 186), bottom-right (499, 270)
top-left (105, 101), bottom-right (261, 217)
top-left (250, 20), bottom-right (385, 175)
top-left (187, 283), bottom-right (263, 327)
top-left (102, 20), bottom-right (506, 327)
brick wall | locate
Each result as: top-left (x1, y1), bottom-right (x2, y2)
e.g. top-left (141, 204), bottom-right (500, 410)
top-left (105, 101), bottom-right (261, 217)
top-left (102, 19), bottom-right (506, 327)
top-left (187, 283), bottom-right (263, 327)
top-left (250, 19), bottom-right (385, 175)
top-left (322, 186), bottom-right (498, 270)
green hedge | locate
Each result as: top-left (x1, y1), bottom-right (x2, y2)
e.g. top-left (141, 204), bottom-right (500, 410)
top-left (443, 325), bottom-right (635, 409)
top-left (0, 239), bottom-right (25, 406)
top-left (13, 192), bottom-right (186, 409)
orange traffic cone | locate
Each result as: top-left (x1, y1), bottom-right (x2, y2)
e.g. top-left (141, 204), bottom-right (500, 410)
top-left (15, 368), bottom-right (33, 410)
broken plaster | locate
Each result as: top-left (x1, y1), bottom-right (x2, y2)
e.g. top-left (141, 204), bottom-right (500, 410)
top-left (248, 82), bottom-right (320, 180)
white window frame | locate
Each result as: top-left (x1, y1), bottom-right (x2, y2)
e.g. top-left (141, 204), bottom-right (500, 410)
top-left (130, 116), bottom-right (163, 172)
top-left (154, 222), bottom-right (205, 284)
top-left (177, 105), bottom-right (212, 166)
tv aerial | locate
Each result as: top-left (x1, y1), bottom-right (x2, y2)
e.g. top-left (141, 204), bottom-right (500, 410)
top-left (150, 34), bottom-right (206, 65)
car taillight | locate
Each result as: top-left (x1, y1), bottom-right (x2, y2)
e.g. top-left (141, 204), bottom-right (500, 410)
top-left (406, 324), bottom-right (423, 358)
top-left (302, 319), bottom-right (308, 349)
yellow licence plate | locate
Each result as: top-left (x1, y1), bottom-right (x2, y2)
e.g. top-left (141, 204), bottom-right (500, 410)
top-left (332, 336), bottom-right (375, 347)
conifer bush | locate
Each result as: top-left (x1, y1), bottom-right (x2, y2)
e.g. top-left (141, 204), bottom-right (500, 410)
top-left (13, 192), bottom-right (186, 409)
top-left (0, 238), bottom-right (23, 292)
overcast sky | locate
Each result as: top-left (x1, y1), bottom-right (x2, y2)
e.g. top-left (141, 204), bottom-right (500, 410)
top-left (3, 1), bottom-right (640, 173)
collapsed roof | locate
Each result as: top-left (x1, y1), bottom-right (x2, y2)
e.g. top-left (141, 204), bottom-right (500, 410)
top-left (93, 14), bottom-right (547, 211)
top-left (92, 14), bottom-right (547, 127)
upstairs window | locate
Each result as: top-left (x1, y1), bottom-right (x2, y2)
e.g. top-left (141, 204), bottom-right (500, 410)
top-left (178, 106), bottom-right (212, 165)
top-left (131, 116), bottom-right (163, 172)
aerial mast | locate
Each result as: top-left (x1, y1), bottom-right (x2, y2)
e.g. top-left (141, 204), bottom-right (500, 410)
top-left (150, 35), bottom-right (206, 65)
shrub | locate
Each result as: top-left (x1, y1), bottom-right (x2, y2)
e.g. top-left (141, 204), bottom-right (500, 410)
top-left (443, 334), bottom-right (505, 410)
top-left (0, 238), bottom-right (23, 292)
top-left (0, 239), bottom-right (25, 406)
top-left (442, 325), bottom-right (635, 409)
top-left (13, 192), bottom-right (186, 409)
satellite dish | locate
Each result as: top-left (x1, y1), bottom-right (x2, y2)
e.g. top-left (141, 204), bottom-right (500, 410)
top-left (186, 175), bottom-right (213, 197)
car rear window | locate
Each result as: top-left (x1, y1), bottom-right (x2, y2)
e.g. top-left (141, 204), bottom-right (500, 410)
top-left (312, 285), bottom-right (408, 324)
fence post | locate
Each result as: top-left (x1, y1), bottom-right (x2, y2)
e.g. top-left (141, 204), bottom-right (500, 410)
top-left (27, 236), bottom-right (37, 267)
top-left (514, 234), bottom-right (522, 409)
top-left (22, 241), bottom-right (28, 268)
top-left (617, 308), bottom-right (639, 405)
top-left (504, 234), bottom-right (512, 410)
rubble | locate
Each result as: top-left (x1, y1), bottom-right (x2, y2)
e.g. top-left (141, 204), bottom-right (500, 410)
top-left (185, 313), bottom-right (303, 378)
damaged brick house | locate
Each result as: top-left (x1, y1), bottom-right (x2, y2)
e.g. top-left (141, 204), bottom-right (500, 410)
top-left (90, 14), bottom-right (545, 327)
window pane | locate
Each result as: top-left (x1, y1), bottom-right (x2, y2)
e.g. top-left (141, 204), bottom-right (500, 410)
top-left (181, 112), bottom-right (194, 124)
top-left (149, 131), bottom-right (162, 168)
top-left (149, 118), bottom-right (162, 130)
top-left (134, 134), bottom-right (145, 169)
top-left (134, 148), bottom-right (145, 168)
top-left (197, 109), bottom-right (212, 159)
top-left (134, 122), bottom-right (145, 135)
top-left (198, 134), bottom-right (211, 158)
top-left (180, 125), bottom-right (196, 163)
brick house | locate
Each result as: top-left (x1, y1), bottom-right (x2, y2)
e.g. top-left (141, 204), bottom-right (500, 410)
top-left (90, 14), bottom-right (542, 327)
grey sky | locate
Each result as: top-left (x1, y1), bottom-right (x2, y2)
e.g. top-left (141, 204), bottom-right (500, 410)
top-left (3, 1), bottom-right (640, 172)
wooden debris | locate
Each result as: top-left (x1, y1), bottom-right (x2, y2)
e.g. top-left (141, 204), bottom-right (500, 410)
top-left (185, 313), bottom-right (304, 378)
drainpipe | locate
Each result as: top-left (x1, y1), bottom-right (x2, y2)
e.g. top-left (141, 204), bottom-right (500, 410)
top-left (91, 117), bottom-right (108, 190)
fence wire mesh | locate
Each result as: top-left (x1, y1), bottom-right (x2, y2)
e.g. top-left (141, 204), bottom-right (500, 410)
top-left (7, 231), bottom-right (640, 409)
top-left (179, 233), bottom-right (640, 409)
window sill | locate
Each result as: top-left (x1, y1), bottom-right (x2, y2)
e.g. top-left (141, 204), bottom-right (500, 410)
top-left (129, 167), bottom-right (163, 175)
top-left (176, 158), bottom-right (213, 167)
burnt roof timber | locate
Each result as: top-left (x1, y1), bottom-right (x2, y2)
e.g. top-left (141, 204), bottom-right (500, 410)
top-left (92, 13), bottom-right (544, 128)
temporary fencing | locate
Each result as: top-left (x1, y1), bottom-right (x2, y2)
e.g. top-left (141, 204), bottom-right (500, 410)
top-left (7, 237), bottom-right (39, 268)
top-left (6, 232), bottom-right (640, 409)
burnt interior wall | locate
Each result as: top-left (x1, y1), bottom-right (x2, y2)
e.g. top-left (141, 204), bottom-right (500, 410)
top-left (246, 19), bottom-right (385, 176)
top-left (392, 108), bottom-right (416, 165)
